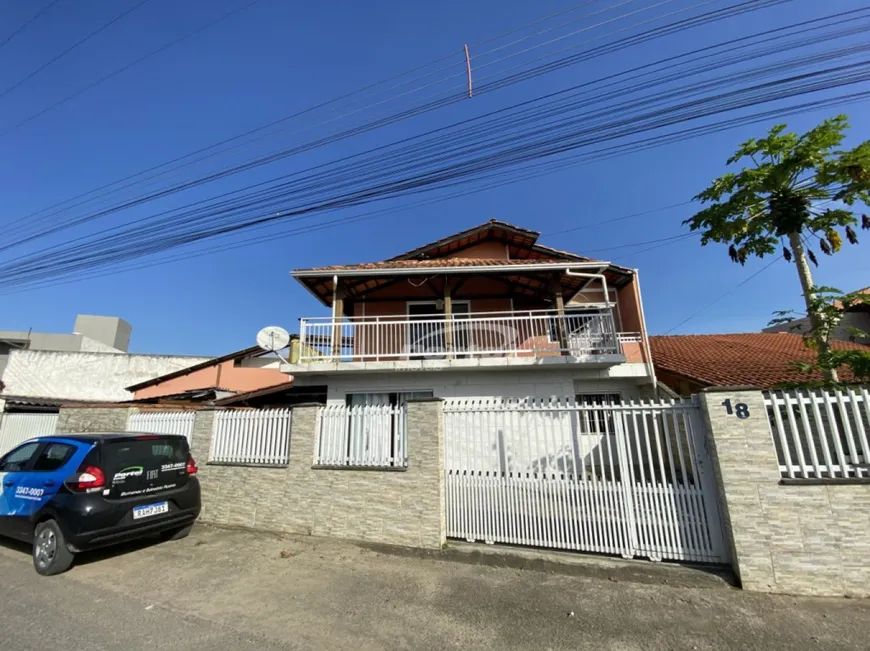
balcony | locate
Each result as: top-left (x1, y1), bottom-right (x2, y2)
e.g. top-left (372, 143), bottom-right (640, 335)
top-left (288, 309), bottom-right (646, 373)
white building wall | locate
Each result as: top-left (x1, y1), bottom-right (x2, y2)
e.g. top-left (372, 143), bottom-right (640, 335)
top-left (2, 349), bottom-right (211, 402)
top-left (295, 365), bottom-right (652, 405)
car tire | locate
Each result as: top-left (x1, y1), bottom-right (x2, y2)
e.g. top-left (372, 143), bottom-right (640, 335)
top-left (161, 524), bottom-right (193, 541)
top-left (33, 520), bottom-right (75, 576)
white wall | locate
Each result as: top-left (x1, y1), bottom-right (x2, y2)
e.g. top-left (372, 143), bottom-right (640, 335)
top-left (295, 368), bottom-right (651, 406)
top-left (1, 349), bottom-right (211, 402)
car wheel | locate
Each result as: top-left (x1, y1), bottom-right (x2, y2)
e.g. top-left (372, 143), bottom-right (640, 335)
top-left (161, 524), bottom-right (193, 541)
top-left (33, 520), bottom-right (75, 576)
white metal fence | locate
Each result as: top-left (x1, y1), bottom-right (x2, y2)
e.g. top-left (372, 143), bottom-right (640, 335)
top-left (298, 309), bottom-right (621, 363)
top-left (127, 411), bottom-right (196, 442)
top-left (443, 397), bottom-right (727, 563)
top-left (0, 413), bottom-right (59, 456)
top-left (765, 388), bottom-right (870, 480)
top-left (316, 404), bottom-right (407, 467)
top-left (210, 409), bottom-right (292, 466)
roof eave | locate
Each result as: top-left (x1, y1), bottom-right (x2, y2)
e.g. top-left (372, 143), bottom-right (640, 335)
top-left (291, 261), bottom-right (611, 278)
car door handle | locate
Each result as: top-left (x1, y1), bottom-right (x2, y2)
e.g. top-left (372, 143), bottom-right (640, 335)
top-left (43, 480), bottom-right (55, 487)
top-left (2, 480), bottom-right (13, 487)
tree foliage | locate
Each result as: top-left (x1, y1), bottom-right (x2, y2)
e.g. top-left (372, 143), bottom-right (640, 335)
top-left (769, 286), bottom-right (870, 388)
top-left (684, 115), bottom-right (870, 265)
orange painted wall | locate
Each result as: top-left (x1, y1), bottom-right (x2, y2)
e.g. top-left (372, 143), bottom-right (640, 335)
top-left (617, 280), bottom-right (643, 333)
top-left (133, 360), bottom-right (289, 400)
top-left (445, 241), bottom-right (509, 260)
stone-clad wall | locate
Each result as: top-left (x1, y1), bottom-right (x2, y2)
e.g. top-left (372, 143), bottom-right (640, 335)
top-left (56, 407), bottom-right (135, 433)
top-left (699, 389), bottom-right (870, 597)
top-left (192, 399), bottom-right (446, 550)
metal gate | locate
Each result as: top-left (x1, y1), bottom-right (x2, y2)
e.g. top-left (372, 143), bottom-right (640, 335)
top-left (0, 412), bottom-right (59, 456)
top-left (443, 397), bottom-right (728, 563)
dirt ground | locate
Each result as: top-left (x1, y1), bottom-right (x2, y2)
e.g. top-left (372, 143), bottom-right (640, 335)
top-left (2, 524), bottom-right (869, 651)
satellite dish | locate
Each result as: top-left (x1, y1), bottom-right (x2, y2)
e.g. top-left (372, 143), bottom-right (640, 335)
top-left (256, 326), bottom-right (291, 352)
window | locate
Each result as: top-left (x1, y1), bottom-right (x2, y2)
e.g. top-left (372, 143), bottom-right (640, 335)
top-left (0, 442), bottom-right (41, 472)
top-left (31, 443), bottom-right (76, 472)
top-left (576, 393), bottom-right (622, 433)
top-left (316, 391), bottom-right (434, 468)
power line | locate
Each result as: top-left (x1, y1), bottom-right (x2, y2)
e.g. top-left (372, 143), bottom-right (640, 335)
top-left (0, 0), bottom-right (152, 101)
top-left (659, 255), bottom-right (783, 334)
top-left (5, 49), bottom-right (864, 276)
top-left (0, 0), bottom-right (61, 52)
top-left (3, 67), bottom-right (864, 290)
top-left (1, 3), bottom-right (866, 289)
top-left (3, 88), bottom-right (866, 296)
top-left (1, 0), bottom-right (780, 245)
top-left (544, 201), bottom-right (694, 235)
top-left (1, 0), bottom-right (266, 137)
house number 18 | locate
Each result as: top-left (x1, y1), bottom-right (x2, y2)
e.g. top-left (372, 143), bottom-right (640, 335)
top-left (721, 399), bottom-right (750, 419)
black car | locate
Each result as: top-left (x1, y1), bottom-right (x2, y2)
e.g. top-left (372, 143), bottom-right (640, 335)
top-left (0, 432), bottom-right (201, 575)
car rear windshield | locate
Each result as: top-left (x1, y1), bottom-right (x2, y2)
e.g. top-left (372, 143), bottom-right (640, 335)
top-left (102, 437), bottom-right (188, 472)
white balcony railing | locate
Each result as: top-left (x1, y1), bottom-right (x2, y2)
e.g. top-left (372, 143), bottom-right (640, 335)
top-left (297, 309), bottom-right (630, 363)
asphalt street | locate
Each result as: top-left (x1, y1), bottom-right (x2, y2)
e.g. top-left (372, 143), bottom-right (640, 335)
top-left (0, 547), bottom-right (295, 651)
top-left (1, 525), bottom-right (869, 651)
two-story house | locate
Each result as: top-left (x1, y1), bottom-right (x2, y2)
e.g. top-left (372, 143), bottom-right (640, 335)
top-left (282, 220), bottom-right (656, 407)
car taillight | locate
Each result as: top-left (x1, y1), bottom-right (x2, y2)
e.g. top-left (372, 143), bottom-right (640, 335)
top-left (186, 455), bottom-right (198, 475)
top-left (68, 466), bottom-right (106, 491)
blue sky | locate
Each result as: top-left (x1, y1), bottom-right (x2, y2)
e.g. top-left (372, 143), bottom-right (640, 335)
top-left (1, 0), bottom-right (868, 355)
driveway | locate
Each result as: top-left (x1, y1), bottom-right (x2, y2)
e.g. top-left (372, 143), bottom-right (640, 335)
top-left (1, 525), bottom-right (869, 651)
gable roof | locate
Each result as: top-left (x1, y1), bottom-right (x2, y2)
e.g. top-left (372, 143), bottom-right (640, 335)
top-left (649, 333), bottom-right (868, 389)
top-left (125, 345), bottom-right (262, 391)
top-left (387, 219), bottom-right (587, 262)
top-left (292, 219), bottom-right (634, 307)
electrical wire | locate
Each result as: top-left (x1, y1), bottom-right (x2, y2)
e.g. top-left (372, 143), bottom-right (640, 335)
top-left (659, 255), bottom-right (783, 334)
top-left (0, 0), bottom-right (266, 137)
top-left (5, 67), bottom-right (864, 290)
top-left (2, 0), bottom-right (784, 246)
top-left (0, 0), bottom-right (152, 101)
top-left (2, 2), bottom-right (867, 290)
top-left (0, 0), bottom-right (61, 52)
top-left (3, 87), bottom-right (866, 296)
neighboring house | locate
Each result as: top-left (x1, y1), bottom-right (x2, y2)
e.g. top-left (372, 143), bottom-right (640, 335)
top-left (282, 219), bottom-right (656, 405)
top-left (0, 314), bottom-right (210, 409)
top-left (762, 286), bottom-right (870, 344)
top-left (127, 345), bottom-right (292, 403)
top-left (0, 314), bottom-right (132, 377)
top-left (650, 332), bottom-right (869, 396)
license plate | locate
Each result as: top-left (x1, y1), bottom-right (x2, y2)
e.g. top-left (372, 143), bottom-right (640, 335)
top-left (132, 502), bottom-right (169, 520)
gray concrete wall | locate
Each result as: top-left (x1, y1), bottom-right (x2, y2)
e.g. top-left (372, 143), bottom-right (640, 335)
top-left (195, 400), bottom-right (446, 550)
top-left (56, 407), bottom-right (136, 433)
top-left (699, 388), bottom-right (870, 597)
top-left (2, 349), bottom-right (210, 402)
top-left (74, 314), bottom-right (132, 352)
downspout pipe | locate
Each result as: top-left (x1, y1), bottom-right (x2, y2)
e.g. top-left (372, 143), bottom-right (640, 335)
top-left (332, 274), bottom-right (339, 320)
top-left (563, 269), bottom-right (610, 306)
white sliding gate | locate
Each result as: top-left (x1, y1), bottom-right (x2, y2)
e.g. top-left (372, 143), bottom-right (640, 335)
top-left (443, 397), bottom-right (728, 564)
top-left (0, 413), bottom-right (59, 456)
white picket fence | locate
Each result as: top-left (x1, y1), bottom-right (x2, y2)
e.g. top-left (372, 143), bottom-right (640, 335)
top-left (0, 413), bottom-right (59, 456)
top-left (443, 397), bottom-right (727, 564)
top-left (316, 404), bottom-right (407, 467)
top-left (209, 408), bottom-right (292, 465)
top-left (765, 387), bottom-right (870, 479)
top-left (127, 411), bottom-right (196, 442)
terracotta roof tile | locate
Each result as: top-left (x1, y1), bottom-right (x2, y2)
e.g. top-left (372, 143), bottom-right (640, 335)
top-left (302, 258), bottom-right (565, 272)
top-left (649, 333), bottom-right (868, 389)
